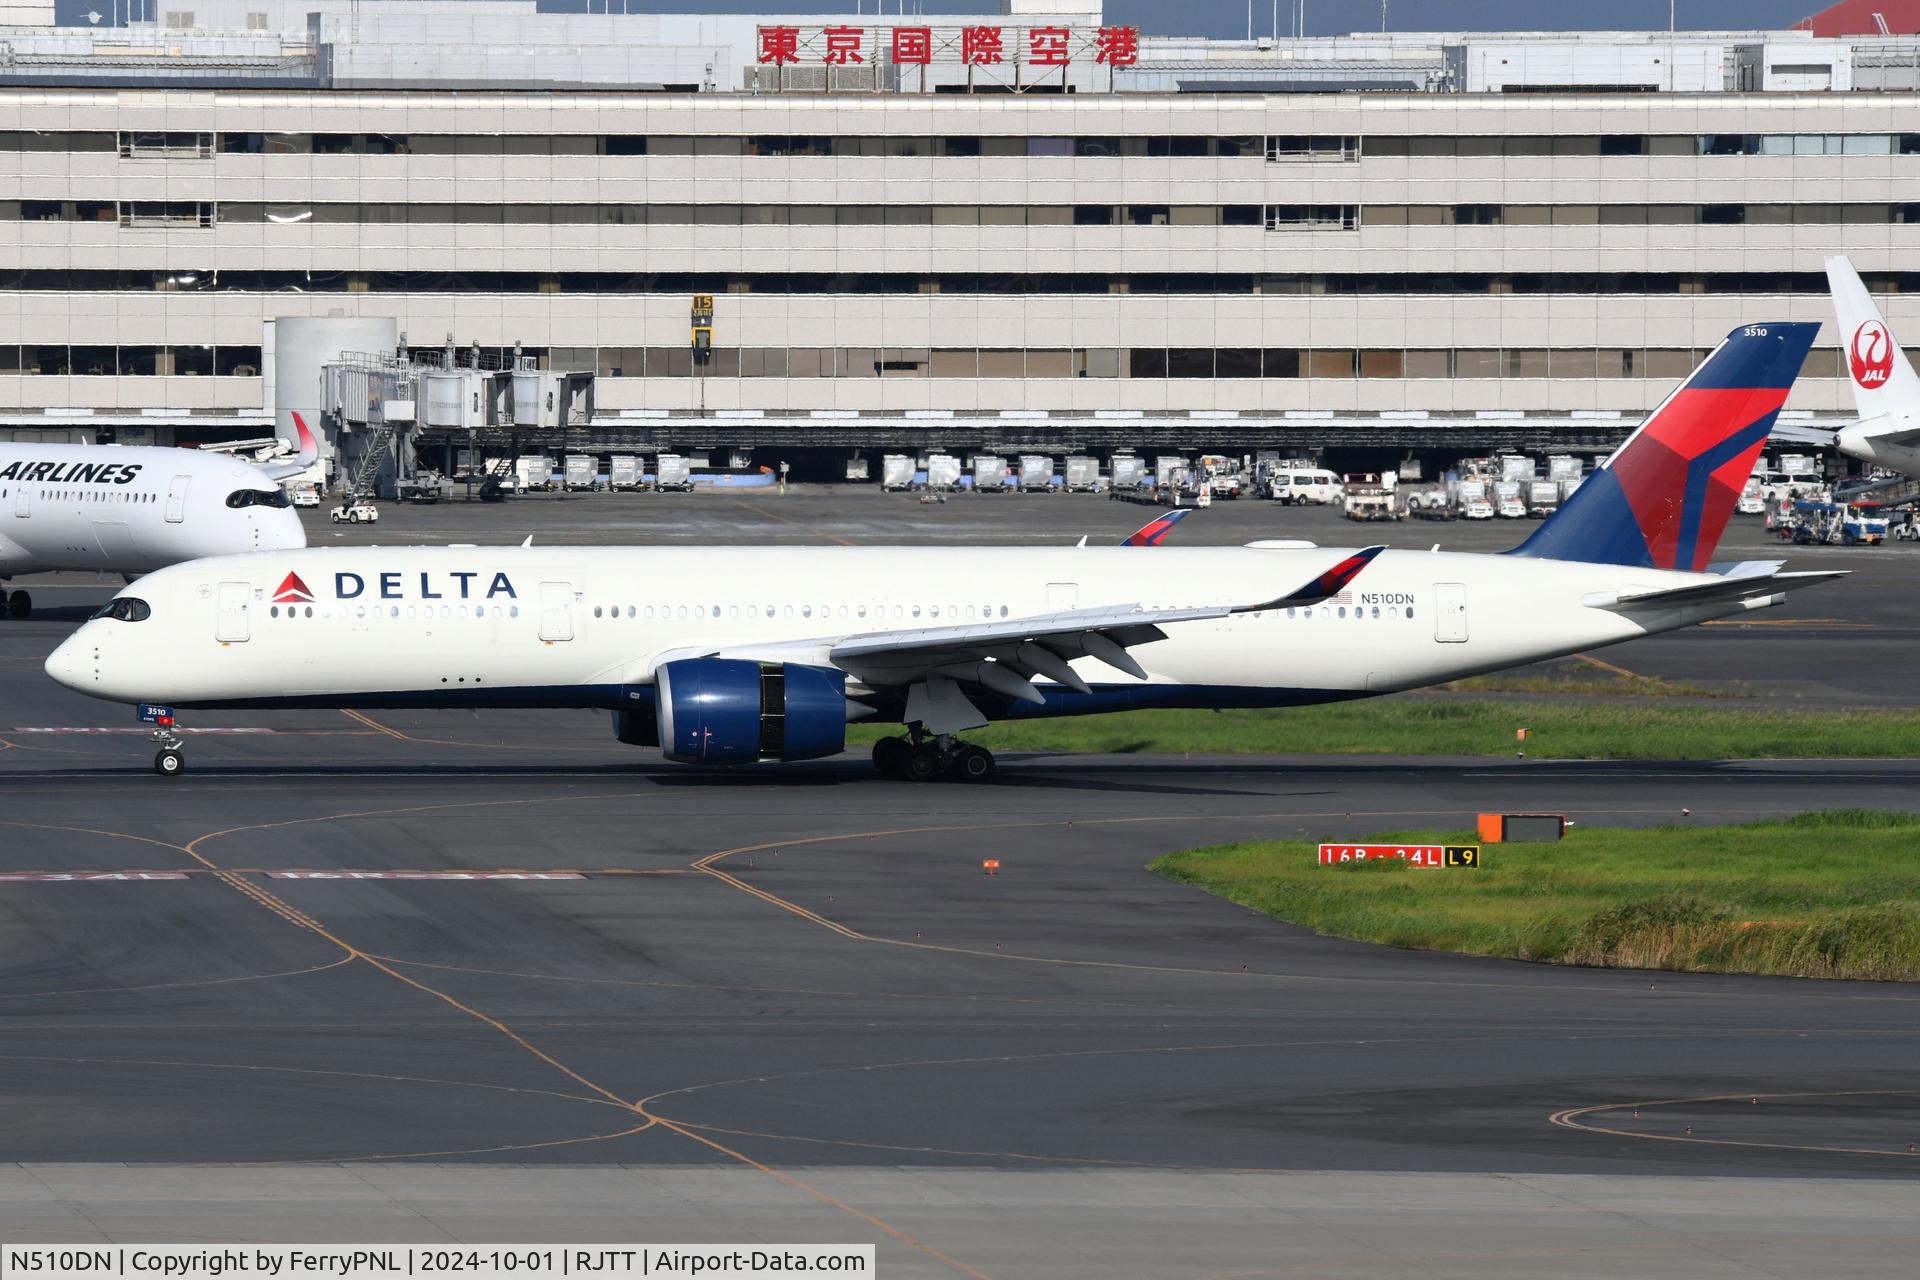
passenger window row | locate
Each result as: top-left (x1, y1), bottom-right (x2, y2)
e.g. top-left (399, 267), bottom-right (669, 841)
top-left (589, 602), bottom-right (1015, 621)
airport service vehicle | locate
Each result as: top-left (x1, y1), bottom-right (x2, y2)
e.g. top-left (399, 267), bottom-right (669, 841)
top-left (1461, 497), bottom-right (1496, 520)
top-left (1494, 482), bottom-right (1528, 519)
top-left (655, 454), bottom-right (693, 492)
top-left (973, 455), bottom-right (1008, 491)
top-left (291, 487), bottom-right (322, 509)
top-left (1270, 468), bottom-right (1342, 505)
top-left (1342, 474), bottom-right (1401, 522)
top-left (881, 455), bottom-right (916, 492)
top-left (1110, 455), bottom-right (1147, 492)
top-left (609, 455), bottom-right (643, 491)
top-left (1064, 456), bottom-right (1100, 492)
top-left (515, 457), bottom-right (553, 492)
top-left (1737, 483), bottom-right (1768, 516)
top-left (1825, 257), bottom-right (1920, 485)
top-left (563, 455), bottom-right (597, 492)
top-left (926, 453), bottom-right (962, 492)
top-left (1527, 480), bottom-right (1560, 517)
top-left (47, 324), bottom-right (1847, 781)
top-left (330, 500), bottom-right (379, 525)
top-left (1018, 455), bottom-right (1055, 492)
top-left (0, 414), bottom-right (312, 618)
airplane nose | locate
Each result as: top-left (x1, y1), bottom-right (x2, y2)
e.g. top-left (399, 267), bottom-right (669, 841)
top-left (44, 631), bottom-right (87, 692)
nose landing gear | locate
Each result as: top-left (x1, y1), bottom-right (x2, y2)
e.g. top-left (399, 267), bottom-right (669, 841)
top-left (872, 729), bottom-right (996, 783)
top-left (150, 716), bottom-right (185, 778)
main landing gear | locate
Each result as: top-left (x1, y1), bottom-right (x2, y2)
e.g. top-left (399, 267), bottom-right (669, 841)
top-left (872, 730), bottom-right (995, 783)
top-left (4, 589), bottom-right (28, 619)
top-left (151, 716), bottom-right (185, 778)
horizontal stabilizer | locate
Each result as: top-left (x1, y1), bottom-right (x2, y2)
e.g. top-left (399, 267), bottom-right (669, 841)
top-left (1583, 566), bottom-right (1846, 610)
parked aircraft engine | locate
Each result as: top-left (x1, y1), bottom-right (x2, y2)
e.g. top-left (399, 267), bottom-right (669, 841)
top-left (654, 659), bottom-right (848, 763)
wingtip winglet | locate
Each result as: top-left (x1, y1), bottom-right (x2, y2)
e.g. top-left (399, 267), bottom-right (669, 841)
top-left (1246, 544), bottom-right (1388, 611)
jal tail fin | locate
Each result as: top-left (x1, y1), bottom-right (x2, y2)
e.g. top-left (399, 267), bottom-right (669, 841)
top-left (1511, 322), bottom-right (1820, 572)
top-left (1826, 255), bottom-right (1920, 433)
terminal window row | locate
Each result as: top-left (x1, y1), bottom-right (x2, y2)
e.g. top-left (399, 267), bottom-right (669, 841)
top-left (14, 201), bottom-right (1920, 231)
top-left (0, 345), bottom-right (260, 376)
top-left (9, 131), bottom-right (1920, 160)
top-left (0, 344), bottom-right (1863, 381)
top-left (6, 269), bottom-right (1920, 296)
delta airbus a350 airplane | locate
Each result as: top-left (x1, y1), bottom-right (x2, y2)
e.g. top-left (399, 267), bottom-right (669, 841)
top-left (0, 415), bottom-right (314, 617)
top-left (47, 324), bottom-right (1843, 780)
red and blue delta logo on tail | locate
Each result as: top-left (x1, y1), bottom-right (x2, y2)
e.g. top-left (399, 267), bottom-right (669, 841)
top-left (1513, 323), bottom-right (1820, 573)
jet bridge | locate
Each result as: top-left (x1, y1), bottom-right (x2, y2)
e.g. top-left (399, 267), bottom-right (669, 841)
top-left (320, 342), bottom-right (594, 501)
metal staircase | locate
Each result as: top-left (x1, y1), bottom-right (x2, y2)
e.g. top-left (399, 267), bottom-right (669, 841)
top-left (340, 419), bottom-right (401, 505)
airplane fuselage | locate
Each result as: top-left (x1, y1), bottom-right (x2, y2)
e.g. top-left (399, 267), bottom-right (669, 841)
top-left (0, 443), bottom-right (306, 579)
top-left (46, 543), bottom-right (1777, 717)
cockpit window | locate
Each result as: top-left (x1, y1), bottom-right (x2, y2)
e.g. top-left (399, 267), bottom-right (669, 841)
top-left (226, 488), bottom-right (292, 509)
top-left (90, 597), bottom-right (151, 623)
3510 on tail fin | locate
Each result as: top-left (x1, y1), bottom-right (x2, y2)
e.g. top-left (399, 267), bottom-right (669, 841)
top-left (1511, 322), bottom-right (1820, 571)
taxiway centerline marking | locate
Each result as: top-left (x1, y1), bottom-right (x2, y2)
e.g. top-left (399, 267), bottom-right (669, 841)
top-left (1550, 1088), bottom-right (1920, 1159)
top-left (175, 809), bottom-right (992, 1280)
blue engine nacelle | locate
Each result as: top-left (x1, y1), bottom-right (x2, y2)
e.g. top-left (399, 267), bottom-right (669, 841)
top-left (655, 659), bottom-right (848, 764)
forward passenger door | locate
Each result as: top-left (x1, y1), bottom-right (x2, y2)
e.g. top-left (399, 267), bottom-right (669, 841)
top-left (539, 581), bottom-right (573, 642)
top-left (215, 581), bottom-right (251, 643)
top-left (165, 475), bottom-right (191, 524)
top-left (1434, 583), bottom-right (1468, 643)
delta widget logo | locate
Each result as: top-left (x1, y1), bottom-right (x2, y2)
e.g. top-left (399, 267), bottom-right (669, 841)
top-left (273, 572), bottom-right (315, 605)
top-left (1850, 320), bottom-right (1894, 389)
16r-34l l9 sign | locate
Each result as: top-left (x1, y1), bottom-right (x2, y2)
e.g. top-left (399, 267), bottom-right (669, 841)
top-left (1317, 844), bottom-right (1481, 868)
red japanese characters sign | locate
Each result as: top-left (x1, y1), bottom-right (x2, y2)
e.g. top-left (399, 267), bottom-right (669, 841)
top-left (755, 24), bottom-right (1140, 69)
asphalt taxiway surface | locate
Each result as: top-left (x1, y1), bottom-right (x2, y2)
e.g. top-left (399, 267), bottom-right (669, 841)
top-left (1, 491), bottom-right (1917, 1273)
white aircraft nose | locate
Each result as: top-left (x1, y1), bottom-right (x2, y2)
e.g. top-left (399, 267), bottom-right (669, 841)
top-left (43, 632), bottom-right (87, 692)
top-left (271, 511), bottom-right (308, 551)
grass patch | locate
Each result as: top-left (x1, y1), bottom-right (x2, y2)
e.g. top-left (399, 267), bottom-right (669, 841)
top-left (850, 701), bottom-right (1920, 759)
top-left (1440, 656), bottom-right (1735, 699)
top-left (1151, 810), bottom-right (1920, 981)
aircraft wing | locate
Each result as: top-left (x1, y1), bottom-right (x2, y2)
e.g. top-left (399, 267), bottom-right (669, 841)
top-left (642, 546), bottom-right (1386, 709)
top-left (1582, 562), bottom-right (1846, 611)
top-left (830, 545), bottom-right (1386, 697)
top-left (258, 411), bottom-right (320, 482)
top-left (1768, 420), bottom-right (1840, 448)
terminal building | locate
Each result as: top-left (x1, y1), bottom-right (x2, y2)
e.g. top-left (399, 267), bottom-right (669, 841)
top-left (2, 0), bottom-right (1920, 476)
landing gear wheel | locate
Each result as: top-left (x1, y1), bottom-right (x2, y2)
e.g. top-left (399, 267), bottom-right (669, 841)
top-left (905, 743), bottom-right (944, 783)
top-left (6, 589), bottom-right (28, 619)
top-left (872, 735), bottom-right (911, 779)
top-left (154, 748), bottom-right (184, 778)
top-left (949, 745), bottom-right (995, 783)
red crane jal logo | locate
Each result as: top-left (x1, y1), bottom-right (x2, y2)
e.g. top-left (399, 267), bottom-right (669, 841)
top-left (272, 571), bottom-right (315, 604)
top-left (1850, 320), bottom-right (1894, 389)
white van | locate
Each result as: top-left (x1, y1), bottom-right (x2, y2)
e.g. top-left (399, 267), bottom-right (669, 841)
top-left (1269, 468), bottom-right (1343, 505)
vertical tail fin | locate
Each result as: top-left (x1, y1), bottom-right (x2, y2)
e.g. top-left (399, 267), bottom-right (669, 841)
top-left (1826, 255), bottom-right (1920, 432)
top-left (1511, 322), bottom-right (1820, 571)
top-left (1122, 508), bottom-right (1191, 546)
